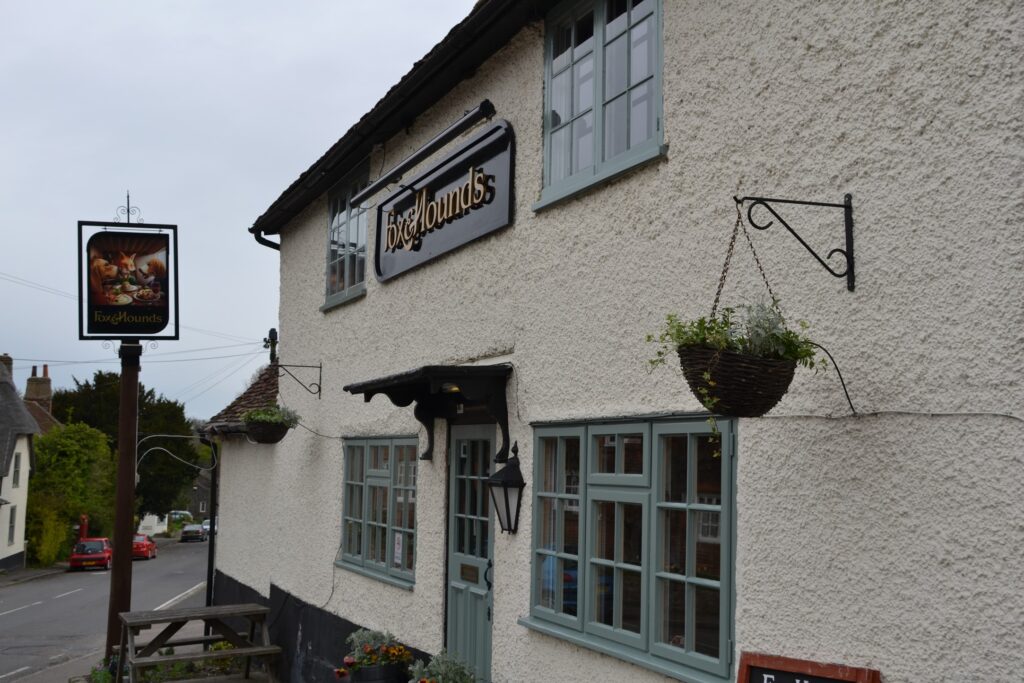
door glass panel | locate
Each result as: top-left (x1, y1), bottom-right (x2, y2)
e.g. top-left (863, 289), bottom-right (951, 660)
top-left (595, 564), bottom-right (614, 625)
top-left (621, 569), bottom-right (642, 632)
top-left (694, 586), bottom-right (720, 657)
top-left (594, 501), bottom-right (615, 559)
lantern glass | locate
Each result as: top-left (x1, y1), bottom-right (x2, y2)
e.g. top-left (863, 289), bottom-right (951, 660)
top-left (486, 453), bottom-right (525, 533)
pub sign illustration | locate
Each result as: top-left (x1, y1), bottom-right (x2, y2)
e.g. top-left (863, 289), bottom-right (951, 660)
top-left (78, 221), bottom-right (179, 340)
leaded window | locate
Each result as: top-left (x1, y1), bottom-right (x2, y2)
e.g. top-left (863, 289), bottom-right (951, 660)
top-left (340, 437), bottom-right (417, 584)
top-left (539, 0), bottom-right (663, 208)
top-left (530, 419), bottom-right (734, 680)
top-left (325, 169), bottom-right (369, 309)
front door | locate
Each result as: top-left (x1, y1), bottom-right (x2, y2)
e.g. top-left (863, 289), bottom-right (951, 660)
top-left (447, 424), bottom-right (494, 682)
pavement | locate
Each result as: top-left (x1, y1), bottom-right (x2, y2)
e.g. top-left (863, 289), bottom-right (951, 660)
top-left (0, 533), bottom-right (219, 682)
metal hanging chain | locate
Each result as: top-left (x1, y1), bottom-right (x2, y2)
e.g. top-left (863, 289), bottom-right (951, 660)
top-left (711, 203), bottom-right (778, 318)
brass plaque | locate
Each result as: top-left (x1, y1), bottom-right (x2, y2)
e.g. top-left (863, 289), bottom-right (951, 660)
top-left (460, 564), bottom-right (479, 583)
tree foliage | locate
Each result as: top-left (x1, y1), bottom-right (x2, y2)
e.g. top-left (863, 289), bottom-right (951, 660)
top-left (26, 422), bottom-right (114, 565)
top-left (52, 370), bottom-right (200, 516)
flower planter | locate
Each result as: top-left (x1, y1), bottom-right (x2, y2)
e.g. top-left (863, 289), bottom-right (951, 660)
top-left (349, 663), bottom-right (409, 683)
top-left (677, 346), bottom-right (796, 418)
top-left (245, 421), bottom-right (290, 444)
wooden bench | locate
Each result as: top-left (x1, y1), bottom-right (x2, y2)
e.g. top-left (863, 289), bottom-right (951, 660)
top-left (116, 603), bottom-right (282, 683)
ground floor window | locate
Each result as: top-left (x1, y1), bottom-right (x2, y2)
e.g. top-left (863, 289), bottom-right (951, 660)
top-left (340, 437), bottom-right (418, 585)
top-left (7, 505), bottom-right (16, 545)
top-left (528, 418), bottom-right (734, 680)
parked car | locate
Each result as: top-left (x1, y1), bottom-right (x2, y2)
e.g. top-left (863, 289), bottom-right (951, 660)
top-left (180, 524), bottom-right (207, 542)
top-left (132, 534), bottom-right (158, 560)
top-left (201, 518), bottom-right (211, 534)
top-left (69, 538), bottom-right (113, 571)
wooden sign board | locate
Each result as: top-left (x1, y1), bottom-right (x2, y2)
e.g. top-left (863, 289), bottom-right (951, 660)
top-left (739, 653), bottom-right (881, 683)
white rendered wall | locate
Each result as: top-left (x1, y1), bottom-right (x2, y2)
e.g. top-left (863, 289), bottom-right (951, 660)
top-left (217, 1), bottom-right (1024, 681)
top-left (0, 436), bottom-right (30, 564)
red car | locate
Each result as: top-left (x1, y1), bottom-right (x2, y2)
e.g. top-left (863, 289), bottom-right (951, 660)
top-left (69, 537), bottom-right (113, 571)
top-left (132, 534), bottom-right (158, 560)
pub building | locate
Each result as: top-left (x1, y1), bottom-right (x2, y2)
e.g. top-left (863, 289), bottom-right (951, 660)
top-left (204, 1), bottom-right (1022, 681)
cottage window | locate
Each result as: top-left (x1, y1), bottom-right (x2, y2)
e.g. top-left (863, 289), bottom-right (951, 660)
top-left (340, 437), bottom-right (417, 586)
top-left (7, 505), bottom-right (16, 545)
top-left (12, 452), bottom-right (20, 488)
top-left (323, 168), bottom-right (369, 310)
top-left (537, 0), bottom-right (664, 209)
top-left (527, 419), bottom-right (734, 681)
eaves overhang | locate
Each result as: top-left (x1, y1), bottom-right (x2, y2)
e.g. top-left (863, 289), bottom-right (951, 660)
top-left (248, 0), bottom-right (548, 240)
top-left (343, 364), bottom-right (513, 462)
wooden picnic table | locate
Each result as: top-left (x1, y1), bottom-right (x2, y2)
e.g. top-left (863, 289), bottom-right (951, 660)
top-left (115, 603), bottom-right (281, 683)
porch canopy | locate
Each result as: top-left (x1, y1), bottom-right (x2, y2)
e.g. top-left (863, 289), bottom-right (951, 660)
top-left (343, 364), bottom-right (512, 461)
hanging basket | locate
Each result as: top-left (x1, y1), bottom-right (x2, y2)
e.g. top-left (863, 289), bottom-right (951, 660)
top-left (245, 421), bottom-right (290, 444)
top-left (350, 664), bottom-right (409, 683)
top-left (677, 346), bottom-right (796, 418)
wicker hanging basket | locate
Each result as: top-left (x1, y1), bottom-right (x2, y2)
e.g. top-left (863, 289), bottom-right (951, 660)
top-left (245, 421), bottom-right (290, 444)
top-left (677, 346), bottom-right (796, 418)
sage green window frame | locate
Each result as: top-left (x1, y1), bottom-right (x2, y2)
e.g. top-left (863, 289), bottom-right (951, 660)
top-left (536, 0), bottom-right (665, 210)
top-left (526, 418), bottom-right (735, 682)
top-left (339, 437), bottom-right (418, 587)
top-left (323, 165), bottom-right (369, 311)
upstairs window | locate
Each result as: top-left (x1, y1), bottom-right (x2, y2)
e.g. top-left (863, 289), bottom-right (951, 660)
top-left (538, 0), bottom-right (663, 208)
top-left (12, 452), bottom-right (20, 488)
top-left (324, 168), bottom-right (369, 310)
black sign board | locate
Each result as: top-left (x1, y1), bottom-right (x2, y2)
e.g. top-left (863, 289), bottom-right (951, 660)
top-left (739, 653), bottom-right (881, 683)
top-left (78, 222), bottom-right (179, 340)
top-left (374, 119), bottom-right (514, 282)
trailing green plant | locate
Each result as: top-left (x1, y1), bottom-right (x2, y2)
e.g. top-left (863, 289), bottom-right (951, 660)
top-left (241, 405), bottom-right (299, 428)
top-left (408, 649), bottom-right (476, 683)
top-left (647, 300), bottom-right (823, 370)
top-left (333, 629), bottom-right (412, 678)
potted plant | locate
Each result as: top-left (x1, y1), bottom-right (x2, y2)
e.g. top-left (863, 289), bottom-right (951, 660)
top-left (648, 300), bottom-right (824, 418)
top-left (334, 629), bottom-right (413, 683)
top-left (241, 405), bottom-right (299, 444)
top-left (408, 650), bottom-right (475, 683)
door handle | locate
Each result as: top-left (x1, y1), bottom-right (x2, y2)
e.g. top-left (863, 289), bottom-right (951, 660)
top-left (484, 559), bottom-right (493, 591)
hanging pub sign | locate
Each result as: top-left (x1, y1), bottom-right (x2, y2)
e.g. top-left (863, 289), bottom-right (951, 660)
top-left (375, 118), bottom-right (514, 281)
top-left (738, 653), bottom-right (881, 683)
top-left (78, 221), bottom-right (179, 340)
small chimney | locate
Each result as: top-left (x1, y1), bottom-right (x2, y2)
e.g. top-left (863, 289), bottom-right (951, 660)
top-left (25, 363), bottom-right (53, 413)
top-left (0, 353), bottom-right (11, 381)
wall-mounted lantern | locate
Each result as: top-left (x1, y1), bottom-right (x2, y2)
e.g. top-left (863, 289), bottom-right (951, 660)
top-left (487, 441), bottom-right (526, 534)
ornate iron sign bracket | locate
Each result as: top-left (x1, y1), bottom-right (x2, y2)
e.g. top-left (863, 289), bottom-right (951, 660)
top-left (277, 363), bottom-right (322, 398)
top-left (734, 194), bottom-right (855, 291)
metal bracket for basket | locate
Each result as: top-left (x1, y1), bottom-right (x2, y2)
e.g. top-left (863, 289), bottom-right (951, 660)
top-left (734, 194), bottom-right (855, 291)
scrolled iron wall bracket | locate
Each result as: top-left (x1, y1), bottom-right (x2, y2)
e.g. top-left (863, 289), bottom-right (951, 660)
top-left (734, 194), bottom-right (855, 291)
top-left (277, 362), bottom-right (322, 399)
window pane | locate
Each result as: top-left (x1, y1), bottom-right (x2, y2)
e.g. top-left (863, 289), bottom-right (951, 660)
top-left (562, 559), bottom-right (578, 616)
top-left (551, 69), bottom-right (571, 128)
top-left (540, 438), bottom-right (557, 492)
top-left (407, 493), bottom-right (416, 528)
top-left (550, 126), bottom-right (571, 182)
top-left (346, 521), bottom-right (361, 556)
top-left (565, 437), bottom-right (580, 494)
top-left (604, 94), bottom-right (628, 159)
top-left (539, 498), bottom-right (556, 550)
top-left (370, 445), bottom-right (390, 471)
top-left (622, 434), bottom-right (643, 474)
top-left (404, 531), bottom-right (415, 570)
top-left (663, 509), bottom-right (686, 574)
top-left (346, 485), bottom-right (363, 519)
top-left (630, 16), bottom-right (653, 85)
top-left (538, 555), bottom-right (555, 609)
top-left (562, 502), bottom-right (579, 554)
top-left (629, 80), bottom-right (654, 147)
top-left (553, 22), bottom-right (572, 73)
top-left (354, 210), bottom-right (367, 285)
top-left (604, 33), bottom-right (628, 99)
top-left (606, 0), bottom-right (628, 38)
top-left (661, 579), bottom-right (686, 648)
top-left (595, 501), bottom-right (615, 560)
top-left (572, 112), bottom-right (594, 173)
top-left (696, 435), bottom-right (722, 497)
top-left (621, 569), bottom-right (642, 632)
top-left (595, 564), bottom-right (614, 626)
top-left (596, 435), bottom-right (616, 473)
top-left (622, 503), bottom-right (643, 565)
top-left (662, 435), bottom-right (687, 502)
top-left (694, 586), bottom-right (720, 658)
top-left (631, 0), bottom-right (653, 22)
top-left (574, 54), bottom-right (594, 114)
top-left (347, 446), bottom-right (364, 482)
top-left (694, 509), bottom-right (721, 580)
top-left (574, 11), bottom-right (594, 56)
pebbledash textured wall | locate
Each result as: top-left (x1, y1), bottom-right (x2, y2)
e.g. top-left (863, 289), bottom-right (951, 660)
top-left (216, 1), bottom-right (1024, 681)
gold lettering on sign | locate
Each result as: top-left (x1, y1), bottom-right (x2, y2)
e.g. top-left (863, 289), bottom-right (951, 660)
top-left (384, 166), bottom-right (496, 252)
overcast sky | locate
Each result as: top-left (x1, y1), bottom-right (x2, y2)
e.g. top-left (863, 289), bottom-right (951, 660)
top-left (0, 1), bottom-right (476, 421)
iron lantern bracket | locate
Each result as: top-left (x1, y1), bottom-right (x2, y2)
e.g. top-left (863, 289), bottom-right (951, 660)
top-left (734, 194), bottom-right (855, 291)
top-left (277, 363), bottom-right (322, 398)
